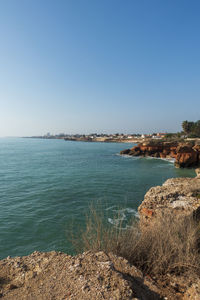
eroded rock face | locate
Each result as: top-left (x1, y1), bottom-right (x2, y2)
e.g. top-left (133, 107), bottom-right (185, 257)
top-left (175, 145), bottom-right (199, 168)
top-left (120, 142), bottom-right (200, 168)
top-left (139, 176), bottom-right (200, 227)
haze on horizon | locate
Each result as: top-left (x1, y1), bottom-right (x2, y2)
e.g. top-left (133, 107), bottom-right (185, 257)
top-left (0, 0), bottom-right (200, 137)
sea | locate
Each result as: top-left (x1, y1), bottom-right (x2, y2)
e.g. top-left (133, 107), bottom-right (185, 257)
top-left (0, 138), bottom-right (196, 259)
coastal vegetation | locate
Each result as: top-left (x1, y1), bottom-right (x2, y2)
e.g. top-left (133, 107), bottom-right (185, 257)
top-left (67, 207), bottom-right (200, 300)
top-left (72, 207), bottom-right (200, 279)
top-left (153, 120), bottom-right (200, 141)
top-left (182, 120), bottom-right (200, 137)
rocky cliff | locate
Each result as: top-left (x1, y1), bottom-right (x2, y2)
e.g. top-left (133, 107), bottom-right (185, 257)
top-left (1, 173), bottom-right (200, 299)
top-left (137, 171), bottom-right (200, 300)
top-left (139, 174), bottom-right (200, 227)
top-left (120, 141), bottom-right (200, 168)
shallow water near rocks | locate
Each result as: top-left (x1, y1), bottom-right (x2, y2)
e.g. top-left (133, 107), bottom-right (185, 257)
top-left (0, 138), bottom-right (195, 258)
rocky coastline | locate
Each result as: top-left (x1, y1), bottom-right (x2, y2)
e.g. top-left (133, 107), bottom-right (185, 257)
top-left (120, 141), bottom-right (200, 168)
top-left (139, 169), bottom-right (200, 227)
top-left (0, 172), bottom-right (200, 299)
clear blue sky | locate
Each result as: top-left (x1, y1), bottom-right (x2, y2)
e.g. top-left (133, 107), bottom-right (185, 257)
top-left (0, 0), bottom-right (200, 136)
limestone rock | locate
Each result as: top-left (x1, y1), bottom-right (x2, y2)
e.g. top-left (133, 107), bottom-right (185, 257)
top-left (0, 251), bottom-right (161, 299)
top-left (139, 177), bottom-right (200, 227)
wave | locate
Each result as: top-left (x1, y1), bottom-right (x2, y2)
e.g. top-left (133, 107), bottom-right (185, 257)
top-left (105, 205), bottom-right (116, 211)
top-left (117, 153), bottom-right (175, 164)
top-left (116, 153), bottom-right (139, 159)
top-left (107, 207), bottom-right (139, 228)
top-left (145, 156), bottom-right (175, 164)
top-left (112, 207), bottom-right (139, 217)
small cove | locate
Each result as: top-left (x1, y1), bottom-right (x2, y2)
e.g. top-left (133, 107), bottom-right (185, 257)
top-left (0, 138), bottom-right (195, 258)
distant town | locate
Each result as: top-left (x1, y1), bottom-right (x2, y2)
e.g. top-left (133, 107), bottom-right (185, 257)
top-left (26, 120), bottom-right (200, 142)
top-left (27, 132), bottom-right (169, 143)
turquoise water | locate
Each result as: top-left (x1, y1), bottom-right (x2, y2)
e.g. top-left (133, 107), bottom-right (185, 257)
top-left (0, 138), bottom-right (195, 259)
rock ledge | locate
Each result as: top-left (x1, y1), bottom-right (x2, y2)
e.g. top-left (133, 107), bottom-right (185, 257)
top-left (0, 250), bottom-right (161, 300)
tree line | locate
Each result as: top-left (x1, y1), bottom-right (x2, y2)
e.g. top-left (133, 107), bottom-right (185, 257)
top-left (182, 120), bottom-right (200, 137)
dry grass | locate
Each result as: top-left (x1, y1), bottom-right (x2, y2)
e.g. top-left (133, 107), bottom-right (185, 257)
top-left (70, 207), bottom-right (200, 279)
top-left (127, 214), bottom-right (200, 277)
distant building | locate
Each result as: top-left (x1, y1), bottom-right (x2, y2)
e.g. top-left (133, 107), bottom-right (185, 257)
top-left (141, 134), bottom-right (152, 139)
top-left (157, 133), bottom-right (167, 138)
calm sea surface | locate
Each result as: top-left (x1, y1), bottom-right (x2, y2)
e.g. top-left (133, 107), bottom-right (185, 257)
top-left (0, 138), bottom-right (195, 259)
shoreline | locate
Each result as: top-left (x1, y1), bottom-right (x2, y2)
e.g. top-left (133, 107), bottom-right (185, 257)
top-left (24, 136), bottom-right (200, 144)
top-left (24, 136), bottom-right (143, 143)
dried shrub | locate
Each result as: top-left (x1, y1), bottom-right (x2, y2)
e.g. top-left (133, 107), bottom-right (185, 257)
top-left (70, 207), bottom-right (200, 279)
top-left (129, 214), bottom-right (200, 277)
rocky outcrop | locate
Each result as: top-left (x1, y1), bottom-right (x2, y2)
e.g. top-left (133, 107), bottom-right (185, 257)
top-left (138, 173), bottom-right (200, 299)
top-left (138, 175), bottom-right (200, 227)
top-left (120, 141), bottom-right (200, 168)
top-left (175, 144), bottom-right (199, 168)
top-left (0, 250), bottom-right (162, 300)
top-left (1, 175), bottom-right (200, 299)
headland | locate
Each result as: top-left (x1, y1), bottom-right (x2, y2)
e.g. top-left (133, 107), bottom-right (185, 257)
top-left (120, 140), bottom-right (200, 168)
